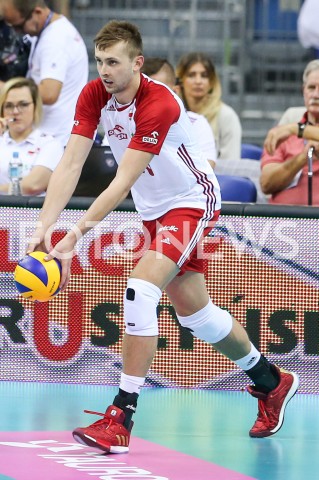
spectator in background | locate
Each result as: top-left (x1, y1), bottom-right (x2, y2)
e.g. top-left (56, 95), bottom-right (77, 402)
top-left (176, 52), bottom-right (242, 161)
top-left (264, 122), bottom-right (319, 155)
top-left (0, 77), bottom-right (63, 195)
top-left (260, 60), bottom-right (319, 205)
top-left (141, 57), bottom-right (217, 168)
top-left (0, 7), bottom-right (31, 89)
top-left (297, 0), bottom-right (319, 52)
top-left (2, 0), bottom-right (89, 147)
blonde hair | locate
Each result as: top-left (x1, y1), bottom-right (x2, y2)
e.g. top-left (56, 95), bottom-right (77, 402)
top-left (176, 52), bottom-right (222, 137)
top-left (0, 77), bottom-right (42, 126)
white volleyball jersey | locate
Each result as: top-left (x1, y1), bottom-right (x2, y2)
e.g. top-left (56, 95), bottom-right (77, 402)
top-left (72, 74), bottom-right (221, 220)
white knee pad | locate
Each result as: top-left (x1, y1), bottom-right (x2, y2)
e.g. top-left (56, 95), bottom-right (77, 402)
top-left (177, 301), bottom-right (233, 344)
top-left (124, 278), bottom-right (162, 336)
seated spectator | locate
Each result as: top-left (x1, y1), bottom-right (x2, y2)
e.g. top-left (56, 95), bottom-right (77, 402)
top-left (141, 57), bottom-right (217, 168)
top-left (264, 123), bottom-right (319, 156)
top-left (0, 77), bottom-right (63, 195)
top-left (2, 0), bottom-right (88, 147)
top-left (260, 60), bottom-right (319, 205)
top-left (176, 52), bottom-right (242, 161)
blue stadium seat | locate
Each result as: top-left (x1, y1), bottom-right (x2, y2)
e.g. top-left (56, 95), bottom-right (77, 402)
top-left (216, 174), bottom-right (257, 203)
top-left (241, 143), bottom-right (263, 161)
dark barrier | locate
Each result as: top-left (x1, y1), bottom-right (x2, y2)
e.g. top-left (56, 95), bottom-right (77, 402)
top-left (2, 193), bottom-right (319, 218)
top-left (0, 196), bottom-right (318, 394)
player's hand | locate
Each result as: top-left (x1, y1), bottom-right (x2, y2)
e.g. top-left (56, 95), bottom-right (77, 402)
top-left (26, 224), bottom-right (51, 255)
top-left (44, 234), bottom-right (77, 292)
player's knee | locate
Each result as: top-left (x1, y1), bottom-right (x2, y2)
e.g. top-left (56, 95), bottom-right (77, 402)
top-left (177, 301), bottom-right (233, 344)
top-left (124, 278), bottom-right (162, 336)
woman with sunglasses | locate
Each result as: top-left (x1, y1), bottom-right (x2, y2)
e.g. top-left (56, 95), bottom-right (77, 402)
top-left (0, 77), bottom-right (63, 195)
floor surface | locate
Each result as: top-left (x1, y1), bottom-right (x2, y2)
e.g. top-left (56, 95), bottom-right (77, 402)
top-left (0, 382), bottom-right (317, 480)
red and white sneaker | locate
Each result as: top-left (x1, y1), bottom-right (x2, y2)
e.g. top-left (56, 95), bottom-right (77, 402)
top-left (248, 366), bottom-right (299, 438)
top-left (73, 405), bottom-right (133, 453)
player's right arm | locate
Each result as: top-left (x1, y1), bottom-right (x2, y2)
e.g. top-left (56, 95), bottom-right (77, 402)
top-left (27, 79), bottom-right (106, 253)
top-left (27, 133), bottom-right (94, 253)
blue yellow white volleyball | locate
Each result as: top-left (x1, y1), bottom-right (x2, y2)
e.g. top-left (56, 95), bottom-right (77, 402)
top-left (14, 251), bottom-right (62, 302)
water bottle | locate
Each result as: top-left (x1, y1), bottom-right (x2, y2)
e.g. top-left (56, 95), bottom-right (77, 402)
top-left (8, 151), bottom-right (22, 195)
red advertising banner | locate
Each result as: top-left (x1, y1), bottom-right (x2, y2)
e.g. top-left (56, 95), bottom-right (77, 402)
top-left (0, 207), bottom-right (318, 393)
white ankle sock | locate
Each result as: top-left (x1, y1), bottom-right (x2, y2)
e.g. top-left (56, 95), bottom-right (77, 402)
top-left (234, 343), bottom-right (261, 370)
top-left (120, 372), bottom-right (145, 394)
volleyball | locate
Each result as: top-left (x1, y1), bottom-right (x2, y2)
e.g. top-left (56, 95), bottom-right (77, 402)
top-left (14, 251), bottom-right (62, 302)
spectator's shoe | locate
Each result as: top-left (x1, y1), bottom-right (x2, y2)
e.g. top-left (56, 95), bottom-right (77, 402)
top-left (248, 366), bottom-right (299, 438)
top-left (73, 405), bottom-right (133, 453)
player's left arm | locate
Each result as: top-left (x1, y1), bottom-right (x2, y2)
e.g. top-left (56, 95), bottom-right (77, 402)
top-left (47, 148), bottom-right (153, 290)
top-left (71, 148), bottom-right (153, 235)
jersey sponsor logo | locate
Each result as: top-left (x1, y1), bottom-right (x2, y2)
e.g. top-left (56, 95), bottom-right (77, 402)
top-left (142, 130), bottom-right (159, 144)
top-left (158, 225), bottom-right (179, 232)
top-left (142, 136), bottom-right (158, 144)
top-left (108, 124), bottom-right (128, 140)
top-left (161, 238), bottom-right (171, 245)
top-left (107, 104), bottom-right (116, 111)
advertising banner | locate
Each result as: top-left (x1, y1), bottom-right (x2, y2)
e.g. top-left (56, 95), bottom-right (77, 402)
top-left (0, 206), bottom-right (318, 393)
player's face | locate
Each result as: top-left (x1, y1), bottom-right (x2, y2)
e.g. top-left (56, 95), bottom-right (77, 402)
top-left (304, 69), bottom-right (319, 122)
top-left (95, 42), bottom-right (143, 102)
top-left (182, 62), bottom-right (211, 100)
top-left (2, 86), bottom-right (35, 137)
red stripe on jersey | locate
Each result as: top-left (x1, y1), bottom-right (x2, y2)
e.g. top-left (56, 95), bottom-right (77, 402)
top-left (72, 78), bottom-right (109, 139)
top-left (177, 143), bottom-right (217, 221)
